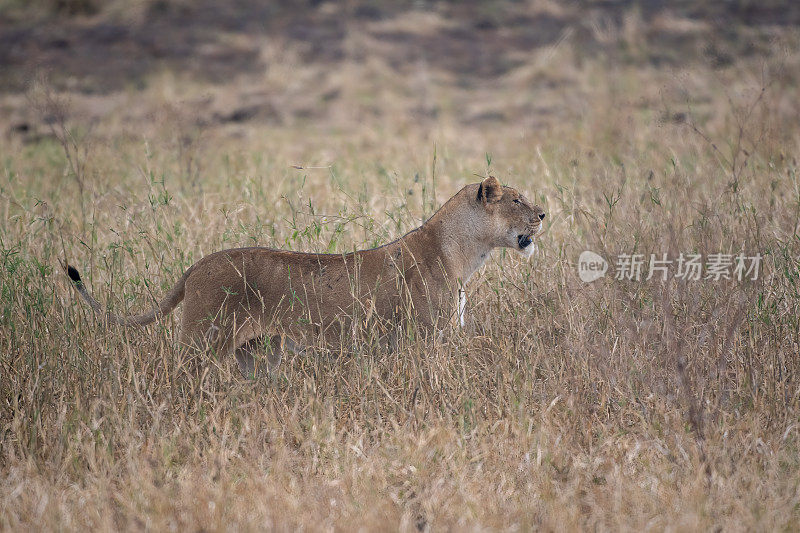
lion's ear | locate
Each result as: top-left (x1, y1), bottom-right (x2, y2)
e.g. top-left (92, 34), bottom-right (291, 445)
top-left (477, 175), bottom-right (503, 204)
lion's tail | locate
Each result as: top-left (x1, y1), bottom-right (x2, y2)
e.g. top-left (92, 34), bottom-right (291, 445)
top-left (65, 264), bottom-right (192, 327)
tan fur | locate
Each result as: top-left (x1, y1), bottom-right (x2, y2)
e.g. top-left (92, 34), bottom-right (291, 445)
top-left (66, 177), bottom-right (545, 377)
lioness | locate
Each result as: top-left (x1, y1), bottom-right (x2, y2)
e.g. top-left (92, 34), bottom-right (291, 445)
top-left (66, 176), bottom-right (545, 377)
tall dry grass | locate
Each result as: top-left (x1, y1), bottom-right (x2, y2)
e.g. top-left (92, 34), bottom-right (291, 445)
top-left (2, 5), bottom-right (800, 530)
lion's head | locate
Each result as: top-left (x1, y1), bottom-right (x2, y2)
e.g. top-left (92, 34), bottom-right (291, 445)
top-left (474, 175), bottom-right (546, 257)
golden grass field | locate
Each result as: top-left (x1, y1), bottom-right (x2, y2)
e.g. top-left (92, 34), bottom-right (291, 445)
top-left (2, 1), bottom-right (800, 530)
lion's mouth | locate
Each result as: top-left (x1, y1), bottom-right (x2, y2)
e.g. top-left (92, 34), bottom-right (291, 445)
top-left (517, 234), bottom-right (533, 249)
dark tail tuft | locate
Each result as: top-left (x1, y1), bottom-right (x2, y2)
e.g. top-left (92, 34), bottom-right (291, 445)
top-left (66, 265), bottom-right (82, 285)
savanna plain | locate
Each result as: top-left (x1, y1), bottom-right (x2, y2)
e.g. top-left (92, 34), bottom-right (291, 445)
top-left (2, 1), bottom-right (800, 530)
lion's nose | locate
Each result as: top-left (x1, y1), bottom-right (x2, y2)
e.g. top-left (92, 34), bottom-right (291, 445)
top-left (538, 212), bottom-right (546, 221)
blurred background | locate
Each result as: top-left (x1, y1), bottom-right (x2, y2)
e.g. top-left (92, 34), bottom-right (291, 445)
top-left (2, 0), bottom-right (798, 163)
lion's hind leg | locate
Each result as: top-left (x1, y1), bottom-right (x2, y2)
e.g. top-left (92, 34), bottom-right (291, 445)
top-left (234, 335), bottom-right (285, 379)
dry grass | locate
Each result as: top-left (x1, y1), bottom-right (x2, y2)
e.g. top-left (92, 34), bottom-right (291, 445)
top-left (2, 2), bottom-right (800, 530)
